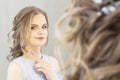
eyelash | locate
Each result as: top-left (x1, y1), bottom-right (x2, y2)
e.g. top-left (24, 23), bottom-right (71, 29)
top-left (42, 25), bottom-right (48, 29)
top-left (31, 26), bottom-right (37, 30)
top-left (31, 25), bottom-right (48, 30)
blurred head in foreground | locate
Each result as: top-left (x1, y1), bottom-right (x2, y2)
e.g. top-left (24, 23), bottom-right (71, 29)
top-left (55, 0), bottom-right (120, 80)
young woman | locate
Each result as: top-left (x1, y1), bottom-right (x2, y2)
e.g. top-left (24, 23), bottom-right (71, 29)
top-left (7, 6), bottom-right (62, 80)
top-left (55, 0), bottom-right (120, 80)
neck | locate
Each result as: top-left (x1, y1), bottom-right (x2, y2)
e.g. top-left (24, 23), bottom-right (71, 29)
top-left (22, 46), bottom-right (42, 61)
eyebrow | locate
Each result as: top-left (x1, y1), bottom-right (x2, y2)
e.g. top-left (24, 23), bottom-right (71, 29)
top-left (31, 24), bottom-right (38, 26)
top-left (31, 23), bottom-right (48, 26)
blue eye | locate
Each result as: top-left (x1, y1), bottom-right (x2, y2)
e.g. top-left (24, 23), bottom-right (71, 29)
top-left (31, 26), bottom-right (37, 30)
top-left (42, 25), bottom-right (48, 29)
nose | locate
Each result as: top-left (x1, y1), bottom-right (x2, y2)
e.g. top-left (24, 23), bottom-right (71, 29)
top-left (37, 28), bottom-right (44, 35)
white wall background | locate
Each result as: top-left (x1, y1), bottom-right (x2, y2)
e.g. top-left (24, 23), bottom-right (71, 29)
top-left (0, 0), bottom-right (70, 80)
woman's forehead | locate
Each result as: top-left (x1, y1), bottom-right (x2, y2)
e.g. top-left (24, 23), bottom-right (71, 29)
top-left (31, 14), bottom-right (47, 25)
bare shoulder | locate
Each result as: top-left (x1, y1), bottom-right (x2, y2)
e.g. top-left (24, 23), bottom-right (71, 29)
top-left (7, 62), bottom-right (22, 80)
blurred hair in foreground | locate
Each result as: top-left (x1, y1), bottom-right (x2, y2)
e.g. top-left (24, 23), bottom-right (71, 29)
top-left (55, 0), bottom-right (120, 80)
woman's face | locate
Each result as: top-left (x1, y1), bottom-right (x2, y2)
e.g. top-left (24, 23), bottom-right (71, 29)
top-left (29, 13), bottom-right (48, 47)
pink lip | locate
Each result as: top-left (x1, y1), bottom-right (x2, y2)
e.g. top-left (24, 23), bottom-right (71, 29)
top-left (36, 37), bottom-right (44, 39)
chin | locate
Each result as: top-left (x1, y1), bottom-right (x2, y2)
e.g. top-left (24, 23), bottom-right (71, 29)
top-left (32, 40), bottom-right (46, 47)
top-left (36, 43), bottom-right (46, 46)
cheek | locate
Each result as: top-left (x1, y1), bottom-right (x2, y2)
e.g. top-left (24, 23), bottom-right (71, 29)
top-left (29, 33), bottom-right (35, 42)
top-left (30, 32), bottom-right (36, 37)
top-left (45, 30), bottom-right (48, 36)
